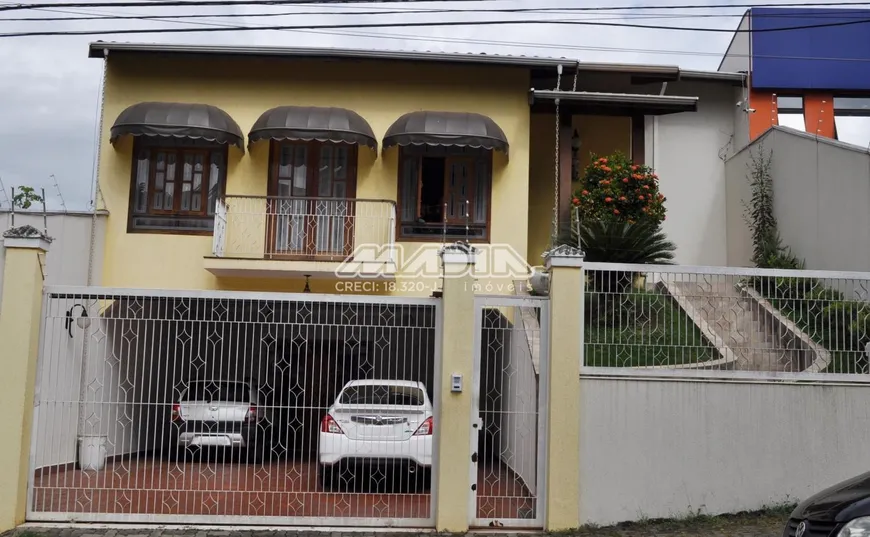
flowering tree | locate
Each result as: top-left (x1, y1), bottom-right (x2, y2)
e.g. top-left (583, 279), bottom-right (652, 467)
top-left (572, 152), bottom-right (666, 226)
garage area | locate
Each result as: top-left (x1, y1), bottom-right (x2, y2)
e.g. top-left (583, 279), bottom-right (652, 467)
top-left (30, 290), bottom-right (440, 525)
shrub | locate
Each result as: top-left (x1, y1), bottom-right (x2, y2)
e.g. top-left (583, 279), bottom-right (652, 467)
top-left (572, 152), bottom-right (666, 227)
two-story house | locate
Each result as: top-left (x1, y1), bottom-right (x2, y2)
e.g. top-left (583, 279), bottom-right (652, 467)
top-left (90, 41), bottom-right (745, 296)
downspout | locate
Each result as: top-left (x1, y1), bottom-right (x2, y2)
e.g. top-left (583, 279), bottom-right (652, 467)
top-left (78, 48), bottom-right (108, 449)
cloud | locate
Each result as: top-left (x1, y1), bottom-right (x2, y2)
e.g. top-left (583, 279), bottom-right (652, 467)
top-left (0, 0), bottom-right (832, 210)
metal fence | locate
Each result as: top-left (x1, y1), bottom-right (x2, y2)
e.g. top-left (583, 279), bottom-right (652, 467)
top-left (29, 287), bottom-right (440, 526)
top-left (472, 295), bottom-right (548, 528)
top-left (212, 196), bottom-right (396, 261)
top-left (582, 262), bottom-right (870, 375)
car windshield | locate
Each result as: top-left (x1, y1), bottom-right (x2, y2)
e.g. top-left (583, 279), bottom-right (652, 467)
top-left (183, 381), bottom-right (250, 403)
top-left (339, 384), bottom-right (424, 406)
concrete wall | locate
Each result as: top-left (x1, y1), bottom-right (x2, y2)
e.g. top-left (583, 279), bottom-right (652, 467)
top-left (719, 12), bottom-right (751, 74)
top-left (579, 376), bottom-right (870, 526)
top-left (0, 211), bottom-right (107, 303)
top-left (98, 54), bottom-right (531, 296)
top-left (646, 83), bottom-right (740, 266)
top-left (725, 127), bottom-right (870, 271)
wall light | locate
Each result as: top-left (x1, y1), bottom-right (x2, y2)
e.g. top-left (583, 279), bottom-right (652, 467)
top-left (65, 304), bottom-right (91, 338)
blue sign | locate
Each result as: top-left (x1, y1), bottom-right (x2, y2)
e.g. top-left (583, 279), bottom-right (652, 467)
top-left (750, 8), bottom-right (870, 90)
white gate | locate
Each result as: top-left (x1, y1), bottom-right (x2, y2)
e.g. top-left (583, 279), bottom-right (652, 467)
top-left (28, 286), bottom-right (440, 527)
top-left (469, 295), bottom-right (549, 528)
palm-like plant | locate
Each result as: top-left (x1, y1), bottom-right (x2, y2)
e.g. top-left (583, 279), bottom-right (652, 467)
top-left (577, 220), bottom-right (676, 265)
top-left (558, 218), bottom-right (676, 293)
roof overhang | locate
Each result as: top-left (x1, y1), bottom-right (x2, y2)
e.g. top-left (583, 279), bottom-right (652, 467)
top-left (528, 90), bottom-right (699, 116)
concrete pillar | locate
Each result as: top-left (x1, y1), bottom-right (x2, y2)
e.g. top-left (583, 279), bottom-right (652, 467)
top-left (0, 227), bottom-right (51, 531)
top-left (434, 243), bottom-right (477, 532)
top-left (543, 245), bottom-right (584, 531)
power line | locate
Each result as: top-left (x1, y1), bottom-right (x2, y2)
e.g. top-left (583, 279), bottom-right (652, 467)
top-left (3, 0), bottom-right (870, 13)
top-left (17, 1), bottom-right (870, 65)
top-left (4, 12), bottom-right (870, 37)
top-left (12, 8), bottom-right (870, 23)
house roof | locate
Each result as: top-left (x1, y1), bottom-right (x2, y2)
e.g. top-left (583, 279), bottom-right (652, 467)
top-left (87, 41), bottom-right (745, 84)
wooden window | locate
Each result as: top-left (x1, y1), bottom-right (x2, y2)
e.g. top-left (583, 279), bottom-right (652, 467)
top-left (266, 141), bottom-right (358, 259)
top-left (128, 139), bottom-right (226, 233)
top-left (397, 146), bottom-right (492, 241)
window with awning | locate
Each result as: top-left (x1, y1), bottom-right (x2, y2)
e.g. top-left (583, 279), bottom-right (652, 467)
top-left (111, 102), bottom-right (244, 234)
top-left (384, 111), bottom-right (508, 242)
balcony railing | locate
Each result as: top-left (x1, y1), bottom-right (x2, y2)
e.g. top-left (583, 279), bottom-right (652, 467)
top-left (212, 195), bottom-right (396, 262)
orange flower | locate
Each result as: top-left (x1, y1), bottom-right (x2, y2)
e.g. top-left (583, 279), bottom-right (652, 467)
top-left (602, 166), bottom-right (612, 173)
top-left (622, 178), bottom-right (629, 184)
top-left (572, 197), bottom-right (580, 205)
top-left (604, 197), bottom-right (613, 203)
top-left (652, 173), bottom-right (659, 179)
top-left (631, 165), bottom-right (638, 171)
top-left (613, 209), bottom-right (620, 215)
top-left (643, 185), bottom-right (650, 190)
top-left (618, 196), bottom-right (627, 201)
top-left (638, 195), bottom-right (645, 201)
top-left (599, 158), bottom-right (608, 164)
top-left (582, 190), bottom-right (590, 196)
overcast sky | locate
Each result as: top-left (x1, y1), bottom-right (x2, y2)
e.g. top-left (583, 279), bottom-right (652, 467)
top-left (0, 0), bottom-right (854, 211)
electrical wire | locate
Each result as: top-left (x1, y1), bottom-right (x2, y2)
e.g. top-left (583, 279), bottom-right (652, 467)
top-left (8, 5), bottom-right (870, 22)
top-left (13, 1), bottom-right (870, 65)
top-left (3, 12), bottom-right (870, 37)
top-left (12, 8), bottom-right (870, 23)
top-left (4, 0), bottom-right (870, 13)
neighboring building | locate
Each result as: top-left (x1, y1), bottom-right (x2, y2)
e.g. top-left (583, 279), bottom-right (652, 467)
top-left (89, 42), bottom-right (744, 295)
top-left (0, 210), bottom-right (107, 304)
top-left (720, 7), bottom-right (870, 147)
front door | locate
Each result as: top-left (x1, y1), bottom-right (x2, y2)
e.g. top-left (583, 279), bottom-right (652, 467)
top-left (267, 142), bottom-right (357, 260)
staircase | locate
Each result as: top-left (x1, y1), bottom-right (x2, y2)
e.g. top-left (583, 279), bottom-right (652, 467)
top-left (663, 280), bottom-right (795, 372)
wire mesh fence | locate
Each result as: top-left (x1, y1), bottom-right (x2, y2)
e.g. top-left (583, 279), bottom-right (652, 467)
top-left (582, 263), bottom-right (870, 374)
top-left (30, 288), bottom-right (438, 525)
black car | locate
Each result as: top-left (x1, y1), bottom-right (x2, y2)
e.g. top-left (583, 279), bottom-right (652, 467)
top-left (784, 471), bottom-right (870, 537)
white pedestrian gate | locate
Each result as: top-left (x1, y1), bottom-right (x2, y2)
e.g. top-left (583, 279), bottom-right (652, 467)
top-left (28, 286), bottom-right (440, 527)
top-left (469, 295), bottom-right (549, 528)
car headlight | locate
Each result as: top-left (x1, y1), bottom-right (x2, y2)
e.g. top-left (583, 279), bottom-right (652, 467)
top-left (839, 517), bottom-right (870, 536)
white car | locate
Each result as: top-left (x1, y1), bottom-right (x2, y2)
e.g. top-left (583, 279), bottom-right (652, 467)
top-left (318, 379), bottom-right (434, 489)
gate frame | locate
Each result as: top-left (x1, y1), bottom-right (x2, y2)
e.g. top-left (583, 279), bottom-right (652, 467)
top-left (468, 294), bottom-right (550, 529)
top-left (27, 285), bottom-right (442, 528)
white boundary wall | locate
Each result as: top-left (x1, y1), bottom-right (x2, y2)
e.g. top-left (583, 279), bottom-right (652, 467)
top-left (579, 374), bottom-right (870, 525)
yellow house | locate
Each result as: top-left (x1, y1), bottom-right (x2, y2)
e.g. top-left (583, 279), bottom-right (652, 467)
top-left (91, 42), bottom-right (743, 296)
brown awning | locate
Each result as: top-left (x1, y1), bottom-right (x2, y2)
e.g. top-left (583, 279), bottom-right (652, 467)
top-left (383, 111), bottom-right (509, 154)
top-left (248, 106), bottom-right (377, 150)
top-left (109, 102), bottom-right (244, 150)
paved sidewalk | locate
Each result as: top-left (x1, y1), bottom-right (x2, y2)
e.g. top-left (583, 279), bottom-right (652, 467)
top-left (6, 513), bottom-right (789, 537)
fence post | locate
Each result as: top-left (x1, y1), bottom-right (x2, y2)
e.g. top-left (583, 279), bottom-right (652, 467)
top-left (434, 242), bottom-right (477, 532)
top-left (0, 226), bottom-right (51, 531)
top-left (543, 245), bottom-right (584, 531)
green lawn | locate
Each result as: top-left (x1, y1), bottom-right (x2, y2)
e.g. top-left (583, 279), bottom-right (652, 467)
top-left (583, 290), bottom-right (718, 368)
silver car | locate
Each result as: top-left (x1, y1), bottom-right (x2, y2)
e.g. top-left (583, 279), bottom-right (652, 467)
top-left (169, 380), bottom-right (270, 463)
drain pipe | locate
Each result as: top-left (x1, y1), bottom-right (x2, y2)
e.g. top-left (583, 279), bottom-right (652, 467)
top-left (77, 48), bottom-right (108, 466)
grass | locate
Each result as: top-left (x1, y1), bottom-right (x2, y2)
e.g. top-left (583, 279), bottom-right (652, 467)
top-left (748, 277), bottom-right (869, 374)
top-left (583, 289), bottom-right (718, 368)
top-left (563, 503), bottom-right (795, 536)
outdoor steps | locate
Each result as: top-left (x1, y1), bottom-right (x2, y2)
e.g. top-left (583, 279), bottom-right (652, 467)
top-left (666, 281), bottom-right (795, 372)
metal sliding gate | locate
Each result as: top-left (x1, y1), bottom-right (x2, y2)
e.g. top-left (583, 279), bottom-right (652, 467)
top-left (28, 286), bottom-right (440, 526)
top-left (470, 295), bottom-right (549, 528)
